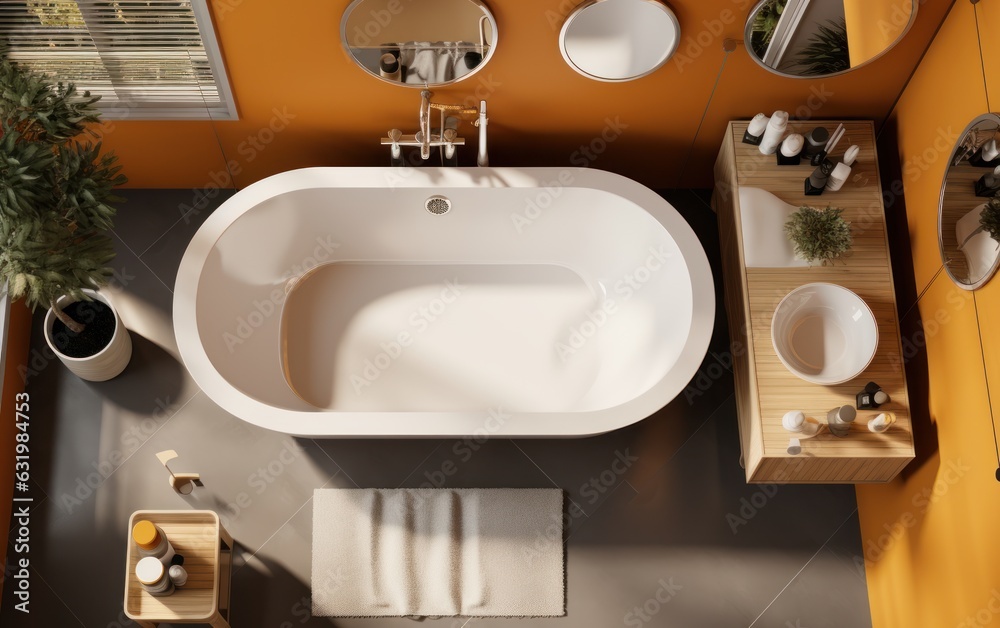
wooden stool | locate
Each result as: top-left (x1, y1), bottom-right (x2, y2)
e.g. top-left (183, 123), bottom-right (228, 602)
top-left (124, 510), bottom-right (234, 627)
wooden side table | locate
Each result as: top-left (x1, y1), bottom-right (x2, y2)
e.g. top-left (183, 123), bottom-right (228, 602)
top-left (124, 510), bottom-right (234, 627)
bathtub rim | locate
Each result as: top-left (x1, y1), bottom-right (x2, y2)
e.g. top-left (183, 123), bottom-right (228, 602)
top-left (173, 167), bottom-right (715, 438)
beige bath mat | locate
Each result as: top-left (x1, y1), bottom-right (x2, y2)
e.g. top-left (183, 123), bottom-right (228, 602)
top-left (311, 488), bottom-right (565, 617)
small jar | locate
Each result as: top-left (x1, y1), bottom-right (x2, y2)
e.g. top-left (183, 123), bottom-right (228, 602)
top-left (132, 521), bottom-right (176, 566)
top-left (868, 412), bottom-right (897, 433)
top-left (804, 126), bottom-right (829, 156)
top-left (136, 556), bottom-right (175, 597)
top-left (168, 565), bottom-right (189, 587)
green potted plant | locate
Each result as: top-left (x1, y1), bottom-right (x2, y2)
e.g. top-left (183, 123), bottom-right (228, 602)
top-left (981, 196), bottom-right (1000, 243)
top-left (784, 205), bottom-right (853, 265)
top-left (0, 58), bottom-right (130, 381)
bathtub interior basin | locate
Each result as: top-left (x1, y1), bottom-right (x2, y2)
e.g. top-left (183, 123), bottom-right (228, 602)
top-left (280, 260), bottom-right (684, 413)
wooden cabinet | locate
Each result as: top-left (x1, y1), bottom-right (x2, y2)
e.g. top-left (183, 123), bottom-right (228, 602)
top-left (713, 120), bottom-right (915, 484)
top-left (124, 510), bottom-right (233, 628)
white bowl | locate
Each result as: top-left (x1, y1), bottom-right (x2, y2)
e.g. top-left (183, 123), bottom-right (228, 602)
top-left (771, 283), bottom-right (878, 385)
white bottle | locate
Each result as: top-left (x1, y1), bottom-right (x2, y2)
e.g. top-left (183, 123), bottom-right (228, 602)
top-left (745, 113), bottom-right (769, 143)
top-left (843, 145), bottom-right (860, 166)
top-left (758, 111), bottom-right (789, 155)
top-left (781, 134), bottom-right (804, 157)
top-left (782, 410), bottom-right (821, 436)
top-left (826, 162), bottom-right (852, 191)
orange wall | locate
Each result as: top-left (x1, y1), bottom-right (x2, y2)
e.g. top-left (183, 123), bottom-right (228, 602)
top-left (0, 301), bottom-right (31, 609)
top-left (844, 0), bottom-right (913, 68)
top-left (857, 2), bottom-right (1000, 627)
top-left (97, 0), bottom-right (953, 190)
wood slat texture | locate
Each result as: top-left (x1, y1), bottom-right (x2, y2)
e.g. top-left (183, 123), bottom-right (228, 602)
top-left (713, 120), bottom-right (916, 484)
top-left (124, 510), bottom-right (232, 627)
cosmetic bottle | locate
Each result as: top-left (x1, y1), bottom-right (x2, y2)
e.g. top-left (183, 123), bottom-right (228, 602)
top-left (777, 134), bottom-right (804, 165)
top-left (843, 145), bottom-right (860, 166)
top-left (743, 113), bottom-right (769, 145)
top-left (136, 557), bottom-right (175, 597)
top-left (825, 162), bottom-right (852, 192)
top-left (169, 565), bottom-right (189, 587)
top-left (782, 410), bottom-right (821, 436)
top-left (970, 139), bottom-right (1000, 167)
top-left (856, 382), bottom-right (890, 410)
top-left (827, 405), bottom-right (858, 438)
top-left (782, 410), bottom-right (821, 455)
top-left (975, 165), bottom-right (1000, 197)
top-left (803, 127), bottom-right (829, 158)
top-left (868, 412), bottom-right (896, 433)
top-left (805, 159), bottom-right (834, 196)
top-left (133, 521), bottom-right (176, 567)
top-left (758, 111), bottom-right (788, 155)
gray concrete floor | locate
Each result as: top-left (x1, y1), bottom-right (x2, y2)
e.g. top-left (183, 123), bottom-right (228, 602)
top-left (2, 188), bottom-right (872, 627)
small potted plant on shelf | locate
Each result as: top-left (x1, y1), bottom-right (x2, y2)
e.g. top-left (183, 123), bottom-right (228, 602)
top-left (0, 58), bottom-right (130, 381)
top-left (784, 205), bottom-right (853, 265)
top-left (981, 196), bottom-right (1000, 244)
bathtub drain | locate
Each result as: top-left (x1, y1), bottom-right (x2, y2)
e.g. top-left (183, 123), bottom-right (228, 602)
top-left (425, 196), bottom-right (451, 215)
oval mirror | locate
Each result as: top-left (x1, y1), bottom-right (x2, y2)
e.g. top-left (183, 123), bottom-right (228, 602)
top-left (340, 0), bottom-right (497, 87)
top-left (744, 0), bottom-right (917, 78)
top-left (939, 113), bottom-right (1000, 291)
top-left (559, 0), bottom-right (680, 82)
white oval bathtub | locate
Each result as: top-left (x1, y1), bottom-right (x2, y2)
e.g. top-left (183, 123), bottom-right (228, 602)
top-left (173, 167), bottom-right (714, 437)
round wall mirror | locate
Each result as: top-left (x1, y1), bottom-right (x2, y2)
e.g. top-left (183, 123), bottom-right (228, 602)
top-left (559, 0), bottom-right (680, 82)
top-left (744, 0), bottom-right (917, 78)
top-left (939, 113), bottom-right (1000, 291)
top-left (340, 0), bottom-right (497, 87)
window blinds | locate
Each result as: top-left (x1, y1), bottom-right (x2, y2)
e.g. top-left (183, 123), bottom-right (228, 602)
top-left (0, 0), bottom-right (235, 119)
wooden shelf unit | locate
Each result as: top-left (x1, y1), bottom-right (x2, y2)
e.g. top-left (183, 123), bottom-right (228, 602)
top-left (713, 120), bottom-right (915, 484)
top-left (124, 510), bottom-right (234, 628)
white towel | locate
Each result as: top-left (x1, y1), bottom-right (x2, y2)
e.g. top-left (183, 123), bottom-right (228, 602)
top-left (311, 488), bottom-right (565, 617)
top-left (400, 41), bottom-right (476, 84)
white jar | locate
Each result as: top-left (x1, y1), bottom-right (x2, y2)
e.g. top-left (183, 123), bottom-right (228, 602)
top-left (136, 557), bottom-right (175, 597)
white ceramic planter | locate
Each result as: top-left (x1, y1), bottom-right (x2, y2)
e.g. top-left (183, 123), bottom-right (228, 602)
top-left (44, 289), bottom-right (132, 381)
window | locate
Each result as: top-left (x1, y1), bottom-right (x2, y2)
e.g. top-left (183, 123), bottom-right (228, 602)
top-left (0, 1), bottom-right (237, 119)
